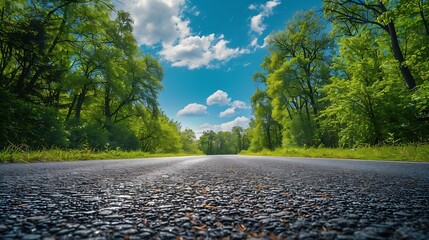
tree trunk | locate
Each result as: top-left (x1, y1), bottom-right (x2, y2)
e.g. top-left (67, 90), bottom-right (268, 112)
top-left (264, 124), bottom-right (273, 150)
top-left (66, 94), bottom-right (77, 121)
top-left (74, 86), bottom-right (88, 122)
top-left (385, 21), bottom-right (416, 89)
top-left (418, 0), bottom-right (429, 36)
top-left (104, 86), bottom-right (112, 131)
top-left (377, 1), bottom-right (417, 89)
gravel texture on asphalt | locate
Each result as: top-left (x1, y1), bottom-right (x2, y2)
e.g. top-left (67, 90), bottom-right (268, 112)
top-left (0, 155), bottom-right (428, 240)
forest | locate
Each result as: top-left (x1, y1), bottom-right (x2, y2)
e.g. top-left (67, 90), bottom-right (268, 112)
top-left (0, 0), bottom-right (199, 154)
top-left (1, 0), bottom-right (428, 157)
top-left (247, 0), bottom-right (429, 151)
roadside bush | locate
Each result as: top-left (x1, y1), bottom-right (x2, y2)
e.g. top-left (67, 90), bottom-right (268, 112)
top-left (0, 90), bottom-right (67, 149)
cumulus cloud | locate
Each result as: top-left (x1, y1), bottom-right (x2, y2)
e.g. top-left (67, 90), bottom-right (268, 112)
top-left (160, 35), bottom-right (249, 69)
top-left (248, 0), bottom-right (281, 49)
top-left (119, 0), bottom-right (248, 69)
top-left (249, 0), bottom-right (281, 35)
top-left (206, 90), bottom-right (250, 117)
top-left (221, 116), bottom-right (251, 131)
top-left (250, 36), bottom-right (270, 49)
top-left (219, 100), bottom-right (250, 117)
top-left (199, 123), bottom-right (221, 133)
top-left (250, 14), bottom-right (265, 35)
top-left (207, 90), bottom-right (231, 106)
top-left (118, 0), bottom-right (189, 46)
top-left (177, 103), bottom-right (207, 117)
top-left (199, 116), bottom-right (251, 133)
top-left (231, 100), bottom-right (249, 109)
top-left (219, 107), bottom-right (236, 117)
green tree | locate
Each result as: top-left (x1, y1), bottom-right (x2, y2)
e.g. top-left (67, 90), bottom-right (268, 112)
top-left (199, 131), bottom-right (216, 155)
top-left (322, 0), bottom-right (429, 90)
top-left (139, 113), bottom-right (182, 153)
top-left (320, 28), bottom-right (429, 147)
top-left (198, 130), bottom-right (242, 155)
top-left (321, 0), bottom-right (429, 146)
top-left (215, 131), bottom-right (235, 154)
top-left (180, 128), bottom-right (199, 153)
top-left (0, 0), bottom-right (167, 151)
top-left (250, 90), bottom-right (282, 151)
top-left (232, 126), bottom-right (250, 153)
top-left (263, 10), bottom-right (333, 147)
top-left (0, 0), bottom-right (117, 148)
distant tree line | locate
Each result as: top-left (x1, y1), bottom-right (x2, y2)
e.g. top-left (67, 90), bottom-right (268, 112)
top-left (247, 0), bottom-right (429, 151)
top-left (0, 0), bottom-right (199, 154)
top-left (199, 126), bottom-right (250, 154)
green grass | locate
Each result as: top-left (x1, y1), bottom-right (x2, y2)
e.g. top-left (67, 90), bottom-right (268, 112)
top-left (2, 145), bottom-right (428, 164)
top-left (0, 148), bottom-right (202, 164)
top-left (240, 144), bottom-right (429, 162)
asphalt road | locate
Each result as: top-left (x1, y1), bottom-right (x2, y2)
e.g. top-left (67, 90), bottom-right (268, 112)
top-left (0, 155), bottom-right (428, 239)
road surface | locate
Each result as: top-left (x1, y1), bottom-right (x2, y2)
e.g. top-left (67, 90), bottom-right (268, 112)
top-left (0, 155), bottom-right (428, 239)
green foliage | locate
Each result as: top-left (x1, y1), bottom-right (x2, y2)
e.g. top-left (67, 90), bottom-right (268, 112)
top-left (85, 124), bottom-right (109, 150)
top-left (198, 131), bottom-right (217, 155)
top-left (323, 0), bottom-right (428, 89)
top-left (139, 113), bottom-right (184, 153)
top-left (180, 128), bottom-right (200, 154)
top-left (232, 126), bottom-right (249, 152)
top-left (0, 90), bottom-right (67, 148)
top-left (250, 90), bottom-right (282, 151)
top-left (248, 3), bottom-right (429, 152)
top-left (198, 129), bottom-right (249, 155)
top-left (109, 124), bottom-right (140, 150)
top-left (286, 113), bottom-right (318, 147)
top-left (0, 0), bottom-right (198, 154)
top-left (249, 10), bottom-right (333, 149)
top-left (320, 7), bottom-right (429, 147)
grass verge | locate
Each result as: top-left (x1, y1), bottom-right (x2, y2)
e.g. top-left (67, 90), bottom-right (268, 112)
top-left (240, 144), bottom-right (429, 162)
top-left (0, 148), bottom-right (202, 164)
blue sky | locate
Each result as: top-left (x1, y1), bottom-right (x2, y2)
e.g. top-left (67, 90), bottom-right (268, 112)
top-left (115, 0), bottom-right (322, 137)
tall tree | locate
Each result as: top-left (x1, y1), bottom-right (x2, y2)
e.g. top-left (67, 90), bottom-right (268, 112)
top-left (264, 10), bottom-right (333, 147)
top-left (0, 0), bottom-right (168, 150)
top-left (180, 128), bottom-right (199, 153)
top-left (250, 89), bottom-right (282, 150)
top-left (199, 131), bottom-right (216, 155)
top-left (322, 0), bottom-right (423, 89)
top-left (320, 28), bottom-right (428, 146)
top-left (232, 126), bottom-right (248, 153)
top-left (139, 113), bottom-right (182, 153)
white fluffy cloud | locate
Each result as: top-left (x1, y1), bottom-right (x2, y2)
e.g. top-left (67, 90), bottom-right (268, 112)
top-left (250, 14), bottom-right (265, 35)
top-left (177, 103), bottom-right (207, 117)
top-left (119, 0), bottom-right (190, 46)
top-left (249, 0), bottom-right (281, 35)
top-left (221, 116), bottom-right (251, 131)
top-left (207, 90), bottom-right (231, 106)
top-left (219, 100), bottom-right (250, 117)
top-left (199, 116), bottom-right (251, 133)
top-left (206, 90), bottom-right (250, 117)
top-left (249, 0), bottom-right (281, 49)
top-left (160, 35), bottom-right (249, 69)
top-left (219, 107), bottom-right (236, 118)
top-left (250, 35), bottom-right (270, 49)
top-left (119, 0), bottom-right (248, 69)
top-left (231, 100), bottom-right (249, 109)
